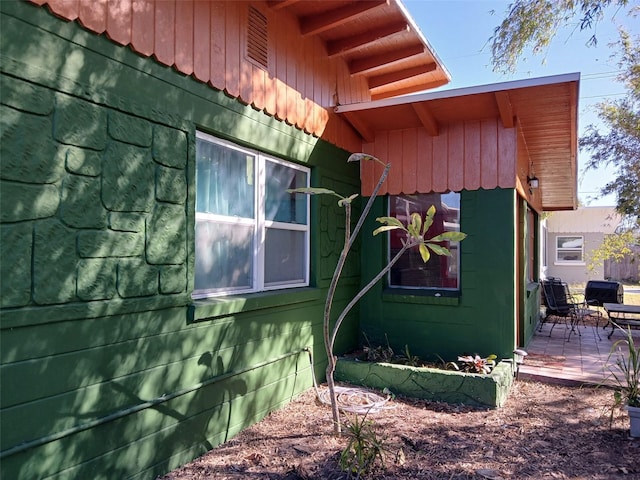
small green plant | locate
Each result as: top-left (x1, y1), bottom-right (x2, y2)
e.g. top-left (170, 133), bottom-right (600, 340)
top-left (456, 354), bottom-right (497, 374)
top-left (401, 344), bottom-right (421, 367)
top-left (363, 333), bottom-right (395, 363)
top-left (605, 324), bottom-right (640, 424)
top-left (339, 413), bottom-right (388, 478)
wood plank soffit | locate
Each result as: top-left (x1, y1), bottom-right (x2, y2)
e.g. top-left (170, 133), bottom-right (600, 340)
top-left (267, 0), bottom-right (301, 11)
top-left (494, 91), bottom-right (515, 128)
top-left (349, 44), bottom-right (425, 75)
top-left (341, 111), bottom-right (376, 142)
top-left (299, 0), bottom-right (388, 36)
top-left (412, 103), bottom-right (439, 137)
top-left (326, 21), bottom-right (410, 57)
top-left (368, 63), bottom-right (437, 89)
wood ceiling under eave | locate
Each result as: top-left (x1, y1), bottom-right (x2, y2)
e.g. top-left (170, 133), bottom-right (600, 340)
top-left (267, 0), bottom-right (451, 100)
top-left (335, 74), bottom-right (580, 212)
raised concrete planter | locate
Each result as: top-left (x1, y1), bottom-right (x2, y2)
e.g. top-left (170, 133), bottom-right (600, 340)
top-left (335, 358), bottom-right (515, 408)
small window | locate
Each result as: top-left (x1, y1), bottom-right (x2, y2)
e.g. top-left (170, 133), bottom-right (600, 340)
top-left (556, 235), bottom-right (583, 263)
top-left (388, 192), bottom-right (461, 290)
top-left (194, 132), bottom-right (309, 297)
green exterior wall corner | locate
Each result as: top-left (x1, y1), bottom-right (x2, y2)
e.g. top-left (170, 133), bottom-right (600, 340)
top-left (358, 189), bottom-right (518, 362)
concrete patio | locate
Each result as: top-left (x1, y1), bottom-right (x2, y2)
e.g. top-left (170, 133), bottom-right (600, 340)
top-left (520, 314), bottom-right (640, 386)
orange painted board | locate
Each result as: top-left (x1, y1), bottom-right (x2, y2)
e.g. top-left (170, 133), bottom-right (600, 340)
top-left (131, 0), bottom-right (154, 57)
top-left (285, 25), bottom-right (298, 126)
top-left (373, 132), bottom-right (389, 196)
top-left (274, 22), bottom-right (287, 121)
top-left (480, 119), bottom-right (498, 190)
top-left (209, 1), bottom-right (225, 89)
top-left (193, 1), bottom-right (211, 82)
top-left (252, 64), bottom-right (266, 112)
top-left (432, 127), bottom-right (448, 193)
top-left (154, 0), bottom-right (175, 67)
top-left (497, 126), bottom-right (517, 188)
top-left (387, 130), bottom-right (403, 195)
top-left (402, 128), bottom-right (418, 194)
top-left (416, 129), bottom-right (432, 194)
top-left (361, 141), bottom-right (375, 196)
top-left (79, 0), bottom-right (107, 34)
top-left (224, 0), bottom-right (240, 99)
top-left (295, 33), bottom-right (306, 130)
top-left (464, 121), bottom-right (481, 191)
top-left (46, 0), bottom-right (79, 20)
top-left (175, 1), bottom-right (195, 75)
top-left (447, 122), bottom-right (464, 192)
top-left (106, 0), bottom-right (132, 46)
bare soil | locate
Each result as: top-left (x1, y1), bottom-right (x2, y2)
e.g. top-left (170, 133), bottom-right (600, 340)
top-left (158, 379), bottom-right (640, 480)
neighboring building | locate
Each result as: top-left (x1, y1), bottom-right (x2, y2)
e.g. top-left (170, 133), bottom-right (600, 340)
top-left (543, 207), bottom-right (622, 284)
top-left (0, 1), bottom-right (579, 479)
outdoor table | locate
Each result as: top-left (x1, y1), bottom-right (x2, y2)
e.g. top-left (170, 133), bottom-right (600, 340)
top-left (603, 303), bottom-right (640, 339)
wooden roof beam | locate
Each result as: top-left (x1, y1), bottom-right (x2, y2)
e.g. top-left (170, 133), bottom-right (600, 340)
top-left (412, 103), bottom-right (439, 137)
top-left (494, 91), bottom-right (515, 128)
top-left (266, 0), bottom-right (301, 10)
top-left (341, 111), bottom-right (376, 142)
top-left (349, 44), bottom-right (425, 75)
top-left (326, 21), bottom-right (410, 57)
top-left (368, 63), bottom-right (437, 89)
top-left (300, 0), bottom-right (388, 36)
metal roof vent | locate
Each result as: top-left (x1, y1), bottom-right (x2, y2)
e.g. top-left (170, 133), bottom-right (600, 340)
top-left (247, 6), bottom-right (268, 69)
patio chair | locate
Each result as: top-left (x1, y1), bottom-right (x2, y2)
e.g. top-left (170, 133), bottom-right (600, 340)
top-left (539, 278), bottom-right (595, 341)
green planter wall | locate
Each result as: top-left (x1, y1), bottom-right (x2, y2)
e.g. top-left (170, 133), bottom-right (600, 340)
top-left (336, 359), bottom-right (516, 408)
top-left (0, 3), bottom-right (361, 479)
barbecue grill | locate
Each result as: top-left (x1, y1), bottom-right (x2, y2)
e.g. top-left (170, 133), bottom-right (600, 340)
top-left (585, 280), bottom-right (624, 306)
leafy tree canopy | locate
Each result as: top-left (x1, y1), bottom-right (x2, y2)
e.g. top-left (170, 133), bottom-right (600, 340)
top-left (490, 1), bottom-right (639, 228)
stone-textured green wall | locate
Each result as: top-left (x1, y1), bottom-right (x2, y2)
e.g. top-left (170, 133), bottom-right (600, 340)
top-left (358, 188), bottom-right (518, 361)
top-left (0, 2), bottom-right (360, 479)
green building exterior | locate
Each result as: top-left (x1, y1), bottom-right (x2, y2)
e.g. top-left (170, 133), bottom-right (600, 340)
top-left (0, 3), bottom-right (361, 478)
top-left (1, 2), bottom-right (546, 479)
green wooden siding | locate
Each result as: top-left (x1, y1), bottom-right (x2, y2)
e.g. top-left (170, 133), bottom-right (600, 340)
top-left (358, 188), bottom-right (518, 361)
top-left (0, 2), bottom-right (360, 479)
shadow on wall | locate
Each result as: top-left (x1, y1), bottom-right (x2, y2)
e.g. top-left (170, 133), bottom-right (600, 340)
top-left (0, 3), bottom-right (325, 478)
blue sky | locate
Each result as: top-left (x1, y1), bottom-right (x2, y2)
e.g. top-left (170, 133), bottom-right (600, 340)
top-left (402, 0), bottom-right (638, 207)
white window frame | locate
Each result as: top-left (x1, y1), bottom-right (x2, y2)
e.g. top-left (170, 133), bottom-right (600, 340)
top-left (555, 235), bottom-right (584, 264)
top-left (193, 131), bottom-right (310, 298)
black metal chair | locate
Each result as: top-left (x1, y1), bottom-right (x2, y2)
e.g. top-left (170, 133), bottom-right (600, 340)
top-left (540, 278), bottom-right (596, 341)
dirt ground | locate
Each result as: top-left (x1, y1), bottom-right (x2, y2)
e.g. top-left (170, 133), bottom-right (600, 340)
top-left (158, 379), bottom-right (640, 480)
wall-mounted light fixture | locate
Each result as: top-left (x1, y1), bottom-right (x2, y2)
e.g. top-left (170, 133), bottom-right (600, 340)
top-left (527, 175), bottom-right (539, 189)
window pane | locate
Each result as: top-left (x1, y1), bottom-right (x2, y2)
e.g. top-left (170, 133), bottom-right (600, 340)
top-left (265, 161), bottom-right (308, 224)
top-left (264, 228), bottom-right (306, 285)
top-left (389, 193), bottom-right (461, 289)
top-left (556, 236), bottom-right (583, 262)
top-left (194, 220), bottom-right (254, 292)
top-left (196, 138), bottom-right (255, 218)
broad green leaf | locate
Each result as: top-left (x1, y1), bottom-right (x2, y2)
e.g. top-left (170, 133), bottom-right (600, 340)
top-left (287, 187), bottom-right (342, 198)
top-left (419, 243), bottom-right (431, 263)
top-left (426, 243), bottom-right (451, 256)
top-left (347, 152), bottom-right (388, 167)
top-left (407, 215), bottom-right (420, 238)
top-left (411, 213), bottom-right (422, 236)
top-left (376, 216), bottom-right (404, 228)
top-left (421, 214), bottom-right (434, 235)
top-left (373, 225), bottom-right (403, 236)
top-left (422, 206), bottom-right (436, 234)
top-left (338, 193), bottom-right (359, 206)
top-left (429, 232), bottom-right (467, 242)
